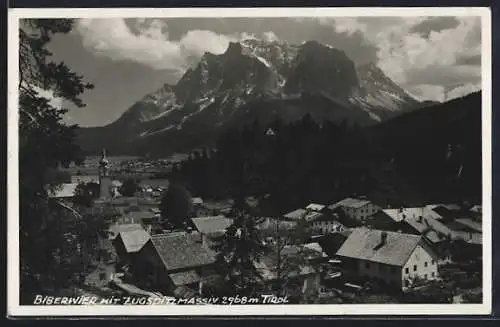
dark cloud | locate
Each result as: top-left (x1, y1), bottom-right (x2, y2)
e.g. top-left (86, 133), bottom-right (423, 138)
top-left (456, 54), bottom-right (481, 66)
top-left (410, 17), bottom-right (461, 37)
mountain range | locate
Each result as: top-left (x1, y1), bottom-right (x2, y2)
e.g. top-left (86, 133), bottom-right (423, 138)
top-left (78, 39), bottom-right (443, 156)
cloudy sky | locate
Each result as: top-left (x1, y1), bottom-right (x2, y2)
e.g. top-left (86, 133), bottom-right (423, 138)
top-left (44, 16), bottom-right (482, 126)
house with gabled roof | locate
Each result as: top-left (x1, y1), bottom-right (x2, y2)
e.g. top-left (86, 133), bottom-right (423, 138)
top-left (336, 228), bottom-right (439, 290)
top-left (111, 223), bottom-right (151, 271)
top-left (191, 215), bottom-right (234, 248)
top-left (113, 229), bottom-right (151, 256)
top-left (135, 231), bottom-right (218, 296)
top-left (328, 197), bottom-right (380, 222)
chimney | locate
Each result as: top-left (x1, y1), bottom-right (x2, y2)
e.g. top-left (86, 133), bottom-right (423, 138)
top-left (380, 231), bottom-right (388, 246)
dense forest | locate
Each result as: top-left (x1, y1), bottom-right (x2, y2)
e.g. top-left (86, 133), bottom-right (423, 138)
top-left (170, 92), bottom-right (482, 215)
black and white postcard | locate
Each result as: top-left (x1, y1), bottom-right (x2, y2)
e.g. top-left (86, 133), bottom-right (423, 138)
top-left (7, 7), bottom-right (492, 316)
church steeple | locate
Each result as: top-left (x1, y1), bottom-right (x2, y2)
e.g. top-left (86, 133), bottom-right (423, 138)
top-left (99, 148), bottom-right (110, 177)
top-left (98, 148), bottom-right (112, 199)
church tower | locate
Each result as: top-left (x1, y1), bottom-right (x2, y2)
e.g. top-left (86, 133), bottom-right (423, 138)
top-left (99, 148), bottom-right (112, 199)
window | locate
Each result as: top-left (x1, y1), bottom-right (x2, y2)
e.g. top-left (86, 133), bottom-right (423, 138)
top-left (365, 262), bottom-right (370, 269)
top-left (424, 274), bottom-right (427, 279)
top-left (424, 262), bottom-right (428, 267)
top-left (431, 260), bottom-right (436, 265)
top-left (431, 272), bottom-right (435, 277)
top-left (405, 267), bottom-right (409, 274)
top-left (413, 265), bottom-right (417, 271)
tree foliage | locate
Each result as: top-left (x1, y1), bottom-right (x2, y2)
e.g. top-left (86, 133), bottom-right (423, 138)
top-left (265, 216), bottom-right (314, 295)
top-left (19, 19), bottom-right (96, 303)
top-left (171, 93), bottom-right (481, 214)
top-left (73, 182), bottom-right (95, 207)
top-left (211, 208), bottom-right (269, 295)
top-left (159, 183), bottom-right (193, 228)
top-left (119, 178), bottom-right (140, 197)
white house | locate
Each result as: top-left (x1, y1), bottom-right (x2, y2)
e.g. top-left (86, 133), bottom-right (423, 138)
top-left (328, 198), bottom-right (380, 222)
top-left (310, 214), bottom-right (345, 234)
top-left (336, 228), bottom-right (439, 290)
top-left (190, 216), bottom-right (234, 248)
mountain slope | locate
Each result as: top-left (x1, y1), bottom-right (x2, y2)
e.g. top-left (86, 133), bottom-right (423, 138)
top-left (77, 39), bottom-right (421, 156)
top-left (369, 91), bottom-right (482, 203)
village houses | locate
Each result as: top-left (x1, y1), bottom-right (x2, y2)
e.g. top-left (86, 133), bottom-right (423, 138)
top-left (133, 231), bottom-right (218, 296)
top-left (190, 215), bottom-right (234, 248)
top-left (336, 228), bottom-right (439, 291)
top-left (328, 197), bottom-right (380, 222)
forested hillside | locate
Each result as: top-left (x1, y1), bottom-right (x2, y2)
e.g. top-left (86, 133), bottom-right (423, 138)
top-left (170, 92), bottom-right (482, 214)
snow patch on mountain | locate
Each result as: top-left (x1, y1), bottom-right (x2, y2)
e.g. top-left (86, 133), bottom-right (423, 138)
top-left (140, 124), bottom-right (176, 138)
top-left (255, 56), bottom-right (271, 68)
top-left (103, 40), bottom-right (420, 145)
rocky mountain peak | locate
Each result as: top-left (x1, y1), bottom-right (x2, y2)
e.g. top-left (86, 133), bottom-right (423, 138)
top-left (78, 39), bottom-right (423, 155)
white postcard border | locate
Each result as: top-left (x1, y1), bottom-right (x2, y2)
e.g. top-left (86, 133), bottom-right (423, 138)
top-left (7, 7), bottom-right (492, 316)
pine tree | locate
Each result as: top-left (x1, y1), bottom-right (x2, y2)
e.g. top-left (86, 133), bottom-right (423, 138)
top-left (159, 183), bottom-right (193, 228)
top-left (19, 19), bottom-right (97, 303)
top-left (211, 208), bottom-right (268, 296)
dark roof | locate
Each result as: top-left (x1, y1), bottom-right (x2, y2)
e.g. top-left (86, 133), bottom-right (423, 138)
top-left (336, 228), bottom-right (429, 266)
top-left (169, 270), bottom-right (201, 286)
top-left (173, 286), bottom-right (197, 299)
top-left (455, 218), bottom-right (482, 233)
top-left (151, 233), bottom-right (216, 271)
top-left (317, 231), bottom-right (352, 256)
